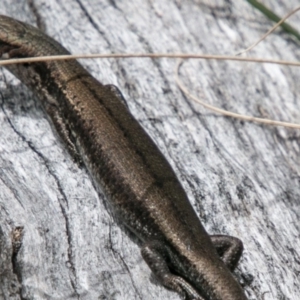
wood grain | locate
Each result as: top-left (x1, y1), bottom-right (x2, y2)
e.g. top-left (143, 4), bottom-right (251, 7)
top-left (0, 1), bottom-right (299, 299)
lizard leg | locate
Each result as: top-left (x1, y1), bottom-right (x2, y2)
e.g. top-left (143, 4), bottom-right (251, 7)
top-left (104, 84), bottom-right (129, 109)
top-left (210, 235), bottom-right (243, 271)
top-left (141, 240), bottom-right (203, 300)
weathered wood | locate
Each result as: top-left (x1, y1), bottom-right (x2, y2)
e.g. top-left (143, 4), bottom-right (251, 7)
top-left (0, 1), bottom-right (299, 299)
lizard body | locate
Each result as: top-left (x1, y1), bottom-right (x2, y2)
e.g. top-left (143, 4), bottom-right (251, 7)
top-left (0, 15), bottom-right (247, 300)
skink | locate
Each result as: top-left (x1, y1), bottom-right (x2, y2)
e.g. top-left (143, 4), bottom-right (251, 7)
top-left (0, 15), bottom-right (248, 300)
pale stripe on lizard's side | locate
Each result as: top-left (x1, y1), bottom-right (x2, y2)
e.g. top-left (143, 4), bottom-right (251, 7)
top-left (0, 15), bottom-right (248, 300)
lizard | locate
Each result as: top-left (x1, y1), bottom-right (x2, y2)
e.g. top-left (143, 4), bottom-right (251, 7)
top-left (0, 15), bottom-right (248, 300)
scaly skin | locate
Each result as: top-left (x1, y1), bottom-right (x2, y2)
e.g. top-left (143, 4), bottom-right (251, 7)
top-left (0, 15), bottom-right (248, 300)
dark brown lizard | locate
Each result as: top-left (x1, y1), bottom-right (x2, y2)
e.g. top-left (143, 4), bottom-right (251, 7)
top-left (0, 15), bottom-right (248, 300)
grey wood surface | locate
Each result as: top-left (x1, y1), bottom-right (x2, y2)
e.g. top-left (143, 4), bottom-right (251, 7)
top-left (0, 1), bottom-right (299, 299)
